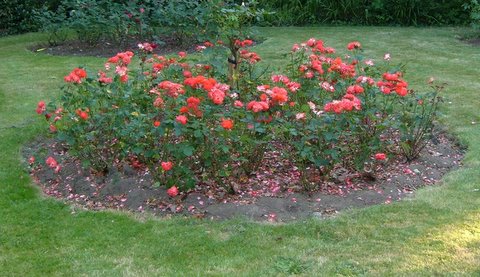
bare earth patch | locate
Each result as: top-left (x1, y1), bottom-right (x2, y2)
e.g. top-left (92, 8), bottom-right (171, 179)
top-left (458, 37), bottom-right (480, 47)
top-left (24, 130), bottom-right (463, 222)
top-left (29, 36), bottom-right (197, 58)
top-left (466, 38), bottom-right (480, 46)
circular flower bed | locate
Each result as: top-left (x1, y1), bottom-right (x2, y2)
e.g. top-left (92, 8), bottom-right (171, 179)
top-left (28, 37), bottom-right (463, 221)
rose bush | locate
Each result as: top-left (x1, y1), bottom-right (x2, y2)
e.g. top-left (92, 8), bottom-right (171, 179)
top-left (36, 37), bottom-right (440, 192)
top-left (34, 0), bottom-right (271, 49)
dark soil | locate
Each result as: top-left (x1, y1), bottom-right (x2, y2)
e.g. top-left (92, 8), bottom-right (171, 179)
top-left (466, 38), bottom-right (480, 46)
top-left (24, 130), bottom-right (464, 223)
top-left (29, 36), bottom-right (197, 58)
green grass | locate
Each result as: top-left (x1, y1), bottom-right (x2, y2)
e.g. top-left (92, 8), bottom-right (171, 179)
top-left (1, 27), bottom-right (479, 276)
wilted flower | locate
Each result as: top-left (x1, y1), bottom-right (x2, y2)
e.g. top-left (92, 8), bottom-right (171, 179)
top-left (375, 153), bottom-right (387, 160)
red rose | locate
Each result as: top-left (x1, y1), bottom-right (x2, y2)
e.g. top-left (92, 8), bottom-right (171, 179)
top-left (153, 120), bottom-right (161, 127)
top-left (36, 101), bottom-right (46, 114)
top-left (45, 156), bottom-right (58, 168)
top-left (49, 124), bottom-right (57, 133)
top-left (183, 70), bottom-right (192, 78)
top-left (64, 68), bottom-right (87, 83)
top-left (120, 74), bottom-right (128, 83)
top-left (234, 100), bottom-right (244, 108)
top-left (161, 161), bottom-right (173, 171)
top-left (347, 41), bottom-right (361, 50)
top-left (176, 115), bottom-right (187, 125)
top-left (79, 111), bottom-right (88, 120)
top-left (167, 185), bottom-right (179, 197)
top-left (221, 119), bottom-right (234, 130)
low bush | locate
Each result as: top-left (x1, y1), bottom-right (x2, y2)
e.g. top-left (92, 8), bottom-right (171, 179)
top-left (60, 0), bottom-right (155, 45)
top-left (150, 0), bottom-right (212, 46)
top-left (36, 36), bottom-right (440, 192)
top-left (34, 5), bottom-right (70, 46)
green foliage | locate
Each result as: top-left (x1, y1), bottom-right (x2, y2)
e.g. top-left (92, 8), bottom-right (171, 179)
top-left (33, 0), bottom-right (270, 48)
top-left (259, 0), bottom-right (470, 26)
top-left (209, 1), bottom-right (271, 40)
top-left (33, 0), bottom-right (160, 45)
top-left (398, 83), bottom-right (443, 161)
top-left (273, 256), bottom-right (311, 274)
top-left (206, 1), bottom-right (271, 91)
top-left (0, 0), bottom-right (64, 36)
top-left (62, 0), bottom-right (153, 44)
top-left (34, 6), bottom-right (70, 46)
top-left (0, 0), bottom-right (41, 36)
top-left (464, 0), bottom-right (480, 30)
top-left (151, 0), bottom-right (212, 46)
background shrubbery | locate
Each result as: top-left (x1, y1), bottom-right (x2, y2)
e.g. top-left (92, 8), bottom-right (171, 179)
top-left (257, 0), bottom-right (470, 26)
top-left (0, 0), bottom-right (41, 36)
top-left (1, 0), bottom-right (476, 37)
top-left (463, 0), bottom-right (480, 30)
top-left (32, 0), bottom-right (268, 47)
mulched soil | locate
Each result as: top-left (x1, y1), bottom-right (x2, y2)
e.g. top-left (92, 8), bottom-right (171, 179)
top-left (29, 36), bottom-right (197, 58)
top-left (24, 129), bottom-right (464, 223)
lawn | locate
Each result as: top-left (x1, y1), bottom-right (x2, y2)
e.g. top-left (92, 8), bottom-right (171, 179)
top-left (0, 27), bottom-right (479, 276)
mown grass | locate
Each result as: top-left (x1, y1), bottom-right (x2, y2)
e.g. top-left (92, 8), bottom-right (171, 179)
top-left (1, 27), bottom-right (479, 276)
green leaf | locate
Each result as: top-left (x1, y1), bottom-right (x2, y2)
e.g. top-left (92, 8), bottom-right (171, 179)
top-left (221, 145), bottom-right (229, 153)
top-left (81, 159), bottom-right (91, 169)
top-left (174, 124), bottom-right (183, 136)
top-left (300, 104), bottom-right (310, 113)
top-left (324, 132), bottom-right (335, 142)
top-left (182, 145), bottom-right (194, 157)
top-left (133, 147), bottom-right (143, 154)
top-left (194, 129), bottom-right (203, 138)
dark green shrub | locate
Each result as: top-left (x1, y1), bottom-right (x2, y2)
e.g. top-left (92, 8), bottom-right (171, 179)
top-left (0, 0), bottom-right (63, 36)
top-left (35, 0), bottom-right (157, 45)
top-left (464, 0), bottom-right (480, 30)
top-left (366, 0), bottom-right (470, 26)
top-left (0, 0), bottom-right (42, 36)
top-left (34, 5), bottom-right (70, 46)
top-left (258, 0), bottom-right (470, 26)
top-left (150, 0), bottom-right (211, 46)
top-left (33, 0), bottom-right (268, 48)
